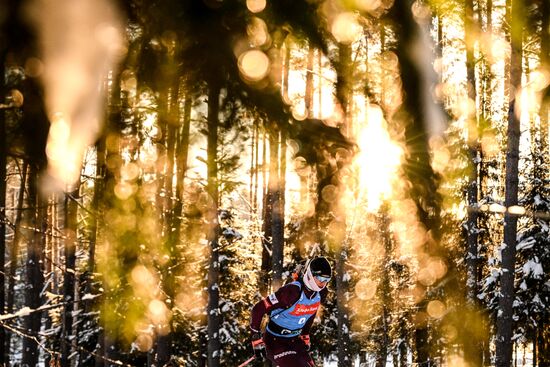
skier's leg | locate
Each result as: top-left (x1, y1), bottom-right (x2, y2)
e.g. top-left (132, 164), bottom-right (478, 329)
top-left (270, 350), bottom-right (315, 367)
top-left (268, 337), bottom-right (315, 367)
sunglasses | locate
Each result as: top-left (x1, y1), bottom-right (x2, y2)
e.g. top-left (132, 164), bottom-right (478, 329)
top-left (314, 275), bottom-right (331, 283)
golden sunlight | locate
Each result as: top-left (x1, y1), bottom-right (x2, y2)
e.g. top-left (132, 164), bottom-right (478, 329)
top-left (355, 278), bottom-right (377, 300)
top-left (45, 113), bottom-right (83, 186)
top-left (29, 0), bottom-right (124, 188)
top-left (354, 104), bottom-right (402, 212)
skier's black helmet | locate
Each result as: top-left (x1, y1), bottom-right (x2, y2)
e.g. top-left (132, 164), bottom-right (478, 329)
top-left (303, 257), bottom-right (332, 291)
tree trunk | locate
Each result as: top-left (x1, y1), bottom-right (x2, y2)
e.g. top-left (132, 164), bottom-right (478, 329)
top-left (376, 208), bottom-right (392, 367)
top-left (495, 0), bottom-right (523, 364)
top-left (464, 0), bottom-right (480, 304)
top-left (22, 164), bottom-right (45, 367)
top-left (336, 237), bottom-right (351, 367)
top-left (271, 129), bottom-right (284, 290)
top-left (480, 2), bottom-right (494, 365)
top-left (305, 44), bottom-right (315, 118)
top-left (206, 81), bottom-right (221, 367)
top-left (390, 0), bottom-right (447, 365)
top-left (5, 161), bottom-right (28, 358)
top-left (61, 184), bottom-right (80, 366)
top-left (399, 330), bottom-right (408, 367)
top-left (336, 42), bottom-right (352, 367)
top-left (156, 75), bottom-right (182, 366)
top-left (269, 128), bottom-right (281, 284)
top-left (90, 69), bottom-right (121, 367)
top-left (260, 127), bottom-right (273, 297)
top-left (250, 119), bottom-right (256, 207)
top-left (0, 44), bottom-right (6, 367)
top-left (318, 50), bottom-right (323, 117)
top-left (464, 0), bottom-right (484, 364)
top-left (538, 0), bottom-right (549, 179)
top-left (43, 193), bottom-right (56, 367)
top-left (253, 121), bottom-right (260, 211)
top-left (538, 326), bottom-right (550, 366)
top-left (282, 40), bottom-right (291, 103)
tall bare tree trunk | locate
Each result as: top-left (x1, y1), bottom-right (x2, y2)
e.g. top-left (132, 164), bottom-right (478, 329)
top-left (305, 45), bottom-right (315, 118)
top-left (61, 183), bottom-right (80, 366)
top-left (318, 51), bottom-right (323, 117)
top-left (253, 122), bottom-right (260, 211)
top-left (282, 40), bottom-right (291, 103)
top-left (537, 3), bottom-right (549, 365)
top-left (22, 164), bottom-right (45, 367)
top-left (206, 81), bottom-right (221, 367)
top-left (271, 128), bottom-right (284, 290)
top-left (495, 0), bottom-right (523, 364)
top-left (92, 68), bottom-right (121, 367)
top-left (5, 161), bottom-right (28, 358)
top-left (42, 193), bottom-right (55, 367)
top-left (336, 42), bottom-right (352, 367)
top-left (390, 0), bottom-right (449, 365)
top-left (480, 1), bottom-right (494, 364)
top-left (376, 208), bottom-right (392, 367)
top-left (464, 0), bottom-right (485, 364)
top-left (464, 0), bottom-right (480, 304)
top-left (0, 47), bottom-right (6, 366)
top-left (250, 120), bottom-right (256, 207)
top-left (539, 0), bottom-right (549, 183)
top-left (260, 128), bottom-right (272, 297)
top-left (156, 75), bottom-right (181, 366)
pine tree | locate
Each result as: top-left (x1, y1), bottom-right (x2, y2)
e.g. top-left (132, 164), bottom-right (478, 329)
top-left (0, 34), bottom-right (7, 367)
top-left (60, 181), bottom-right (80, 365)
top-left (495, 0), bottom-right (524, 364)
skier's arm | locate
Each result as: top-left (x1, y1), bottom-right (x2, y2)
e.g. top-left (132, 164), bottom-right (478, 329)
top-left (250, 284), bottom-right (301, 332)
top-left (250, 297), bottom-right (270, 332)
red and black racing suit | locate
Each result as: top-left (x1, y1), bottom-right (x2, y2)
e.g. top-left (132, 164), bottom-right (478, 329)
top-left (250, 279), bottom-right (328, 367)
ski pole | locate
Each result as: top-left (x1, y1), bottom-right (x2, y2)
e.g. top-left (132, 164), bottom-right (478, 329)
top-left (238, 356), bottom-right (255, 367)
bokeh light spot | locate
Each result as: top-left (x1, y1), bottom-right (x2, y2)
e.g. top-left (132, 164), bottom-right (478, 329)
top-left (530, 69), bottom-right (550, 91)
top-left (489, 203), bottom-right (506, 213)
top-left (428, 257), bottom-right (447, 279)
top-left (331, 12), bottom-right (362, 44)
top-left (120, 162), bottom-right (140, 181)
top-left (246, 0), bottom-right (266, 13)
top-left (355, 0), bottom-right (383, 14)
top-left (134, 334), bottom-right (153, 352)
top-left (418, 267), bottom-right (437, 286)
top-left (321, 184), bottom-right (338, 203)
top-left (247, 17), bottom-right (269, 47)
top-left (427, 300), bottom-right (446, 318)
top-left (508, 205), bottom-right (525, 215)
top-left (480, 131), bottom-right (499, 158)
top-left (8, 89), bottom-right (24, 108)
top-left (411, 1), bottom-right (431, 21)
top-left (238, 50), bottom-right (270, 82)
top-left (25, 57), bottom-right (44, 78)
top-left (114, 182), bottom-right (135, 200)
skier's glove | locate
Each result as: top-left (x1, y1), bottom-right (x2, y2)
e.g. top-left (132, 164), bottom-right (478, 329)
top-left (300, 334), bottom-right (311, 351)
top-left (252, 333), bottom-right (266, 360)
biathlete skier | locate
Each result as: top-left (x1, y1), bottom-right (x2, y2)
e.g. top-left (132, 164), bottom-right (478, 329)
top-left (249, 257), bottom-right (332, 367)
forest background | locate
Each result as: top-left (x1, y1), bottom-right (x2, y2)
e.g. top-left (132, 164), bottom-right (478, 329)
top-left (0, 0), bottom-right (548, 366)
